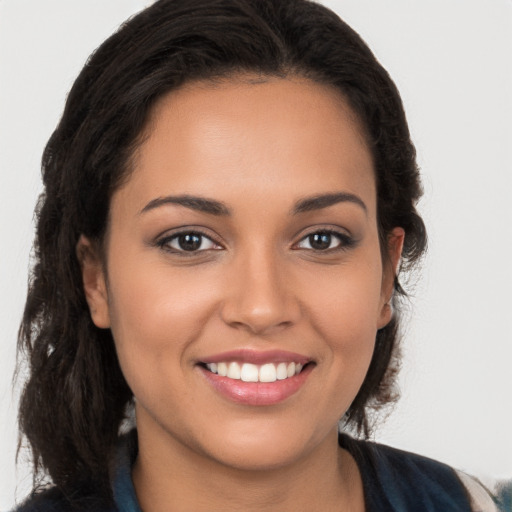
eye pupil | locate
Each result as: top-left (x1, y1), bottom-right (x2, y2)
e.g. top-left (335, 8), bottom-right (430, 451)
top-left (178, 233), bottom-right (202, 251)
top-left (309, 232), bottom-right (332, 250)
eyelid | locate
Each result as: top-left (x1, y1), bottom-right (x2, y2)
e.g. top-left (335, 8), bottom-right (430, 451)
top-left (292, 226), bottom-right (356, 252)
top-left (155, 226), bottom-right (224, 254)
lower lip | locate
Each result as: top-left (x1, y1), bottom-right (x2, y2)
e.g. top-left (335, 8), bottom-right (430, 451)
top-left (199, 364), bottom-right (314, 406)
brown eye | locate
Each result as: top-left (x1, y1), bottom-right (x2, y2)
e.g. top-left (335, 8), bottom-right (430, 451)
top-left (176, 233), bottom-right (202, 251)
top-left (295, 230), bottom-right (356, 253)
top-left (308, 233), bottom-right (335, 250)
top-left (297, 231), bottom-right (342, 251)
top-left (159, 231), bottom-right (220, 253)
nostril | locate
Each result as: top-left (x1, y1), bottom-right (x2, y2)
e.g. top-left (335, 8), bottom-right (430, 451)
top-left (221, 301), bottom-right (300, 335)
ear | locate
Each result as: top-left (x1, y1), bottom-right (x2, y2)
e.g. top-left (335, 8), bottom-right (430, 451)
top-left (76, 235), bottom-right (111, 328)
top-left (377, 227), bottom-right (405, 329)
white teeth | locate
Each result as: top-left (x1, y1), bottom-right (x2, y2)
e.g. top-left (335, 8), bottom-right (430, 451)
top-left (205, 361), bottom-right (307, 382)
top-left (240, 363), bottom-right (259, 382)
top-left (259, 363), bottom-right (277, 383)
top-left (227, 362), bottom-right (241, 379)
top-left (276, 362), bottom-right (288, 380)
top-left (217, 362), bottom-right (228, 377)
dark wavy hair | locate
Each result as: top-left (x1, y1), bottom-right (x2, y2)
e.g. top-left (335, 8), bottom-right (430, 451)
top-left (17, 0), bottom-right (426, 505)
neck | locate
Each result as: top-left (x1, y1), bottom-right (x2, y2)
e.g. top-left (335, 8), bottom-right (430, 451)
top-left (131, 415), bottom-right (364, 512)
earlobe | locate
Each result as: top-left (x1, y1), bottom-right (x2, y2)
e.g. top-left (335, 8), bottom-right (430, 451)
top-left (377, 227), bottom-right (405, 329)
top-left (76, 235), bottom-right (111, 328)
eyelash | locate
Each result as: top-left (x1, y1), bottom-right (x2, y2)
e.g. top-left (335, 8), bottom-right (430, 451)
top-left (156, 229), bottom-right (222, 256)
top-left (155, 228), bottom-right (355, 255)
top-left (293, 229), bottom-right (355, 253)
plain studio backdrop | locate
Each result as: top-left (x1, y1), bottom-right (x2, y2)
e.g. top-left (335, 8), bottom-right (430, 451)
top-left (1, 0), bottom-right (511, 509)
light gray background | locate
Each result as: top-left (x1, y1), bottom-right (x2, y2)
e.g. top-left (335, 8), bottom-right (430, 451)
top-left (1, 0), bottom-right (511, 509)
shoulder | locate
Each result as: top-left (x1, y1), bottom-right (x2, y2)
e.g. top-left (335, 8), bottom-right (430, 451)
top-left (494, 480), bottom-right (512, 512)
top-left (12, 486), bottom-right (116, 512)
top-left (340, 434), bottom-right (499, 511)
top-left (13, 432), bottom-right (139, 512)
top-left (13, 487), bottom-right (68, 512)
top-left (456, 473), bottom-right (505, 512)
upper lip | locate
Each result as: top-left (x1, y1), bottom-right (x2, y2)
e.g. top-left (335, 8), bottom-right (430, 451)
top-left (199, 349), bottom-right (312, 366)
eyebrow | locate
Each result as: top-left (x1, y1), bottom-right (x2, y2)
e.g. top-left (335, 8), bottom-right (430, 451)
top-left (139, 191), bottom-right (367, 217)
top-left (140, 195), bottom-right (231, 216)
top-left (292, 192), bottom-right (367, 215)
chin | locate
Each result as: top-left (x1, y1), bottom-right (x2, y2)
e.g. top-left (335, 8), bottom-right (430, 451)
top-left (197, 419), bottom-right (330, 472)
top-left (209, 439), bottom-right (308, 472)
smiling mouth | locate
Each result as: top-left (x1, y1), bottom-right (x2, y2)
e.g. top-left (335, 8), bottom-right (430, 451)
top-left (201, 361), bottom-right (308, 383)
top-left (198, 352), bottom-right (314, 405)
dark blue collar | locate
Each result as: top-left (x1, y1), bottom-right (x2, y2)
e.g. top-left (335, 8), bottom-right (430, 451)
top-left (111, 430), bottom-right (142, 512)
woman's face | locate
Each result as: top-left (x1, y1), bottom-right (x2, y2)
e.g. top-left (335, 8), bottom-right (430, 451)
top-left (82, 77), bottom-right (402, 470)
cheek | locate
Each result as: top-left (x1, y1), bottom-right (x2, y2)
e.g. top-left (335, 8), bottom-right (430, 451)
top-left (304, 255), bottom-right (384, 339)
top-left (105, 254), bottom-right (222, 384)
top-left (105, 270), bottom-right (220, 436)
top-left (300, 255), bottom-right (383, 398)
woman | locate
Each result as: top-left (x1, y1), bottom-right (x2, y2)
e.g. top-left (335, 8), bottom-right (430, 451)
top-left (12, 0), bottom-right (502, 510)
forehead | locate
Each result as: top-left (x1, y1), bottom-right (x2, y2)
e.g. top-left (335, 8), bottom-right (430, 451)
top-left (116, 77), bottom-right (376, 216)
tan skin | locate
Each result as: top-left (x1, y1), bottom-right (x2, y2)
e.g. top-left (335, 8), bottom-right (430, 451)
top-left (79, 76), bottom-right (404, 511)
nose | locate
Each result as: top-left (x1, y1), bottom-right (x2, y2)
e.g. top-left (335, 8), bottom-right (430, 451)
top-left (220, 246), bottom-right (301, 336)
